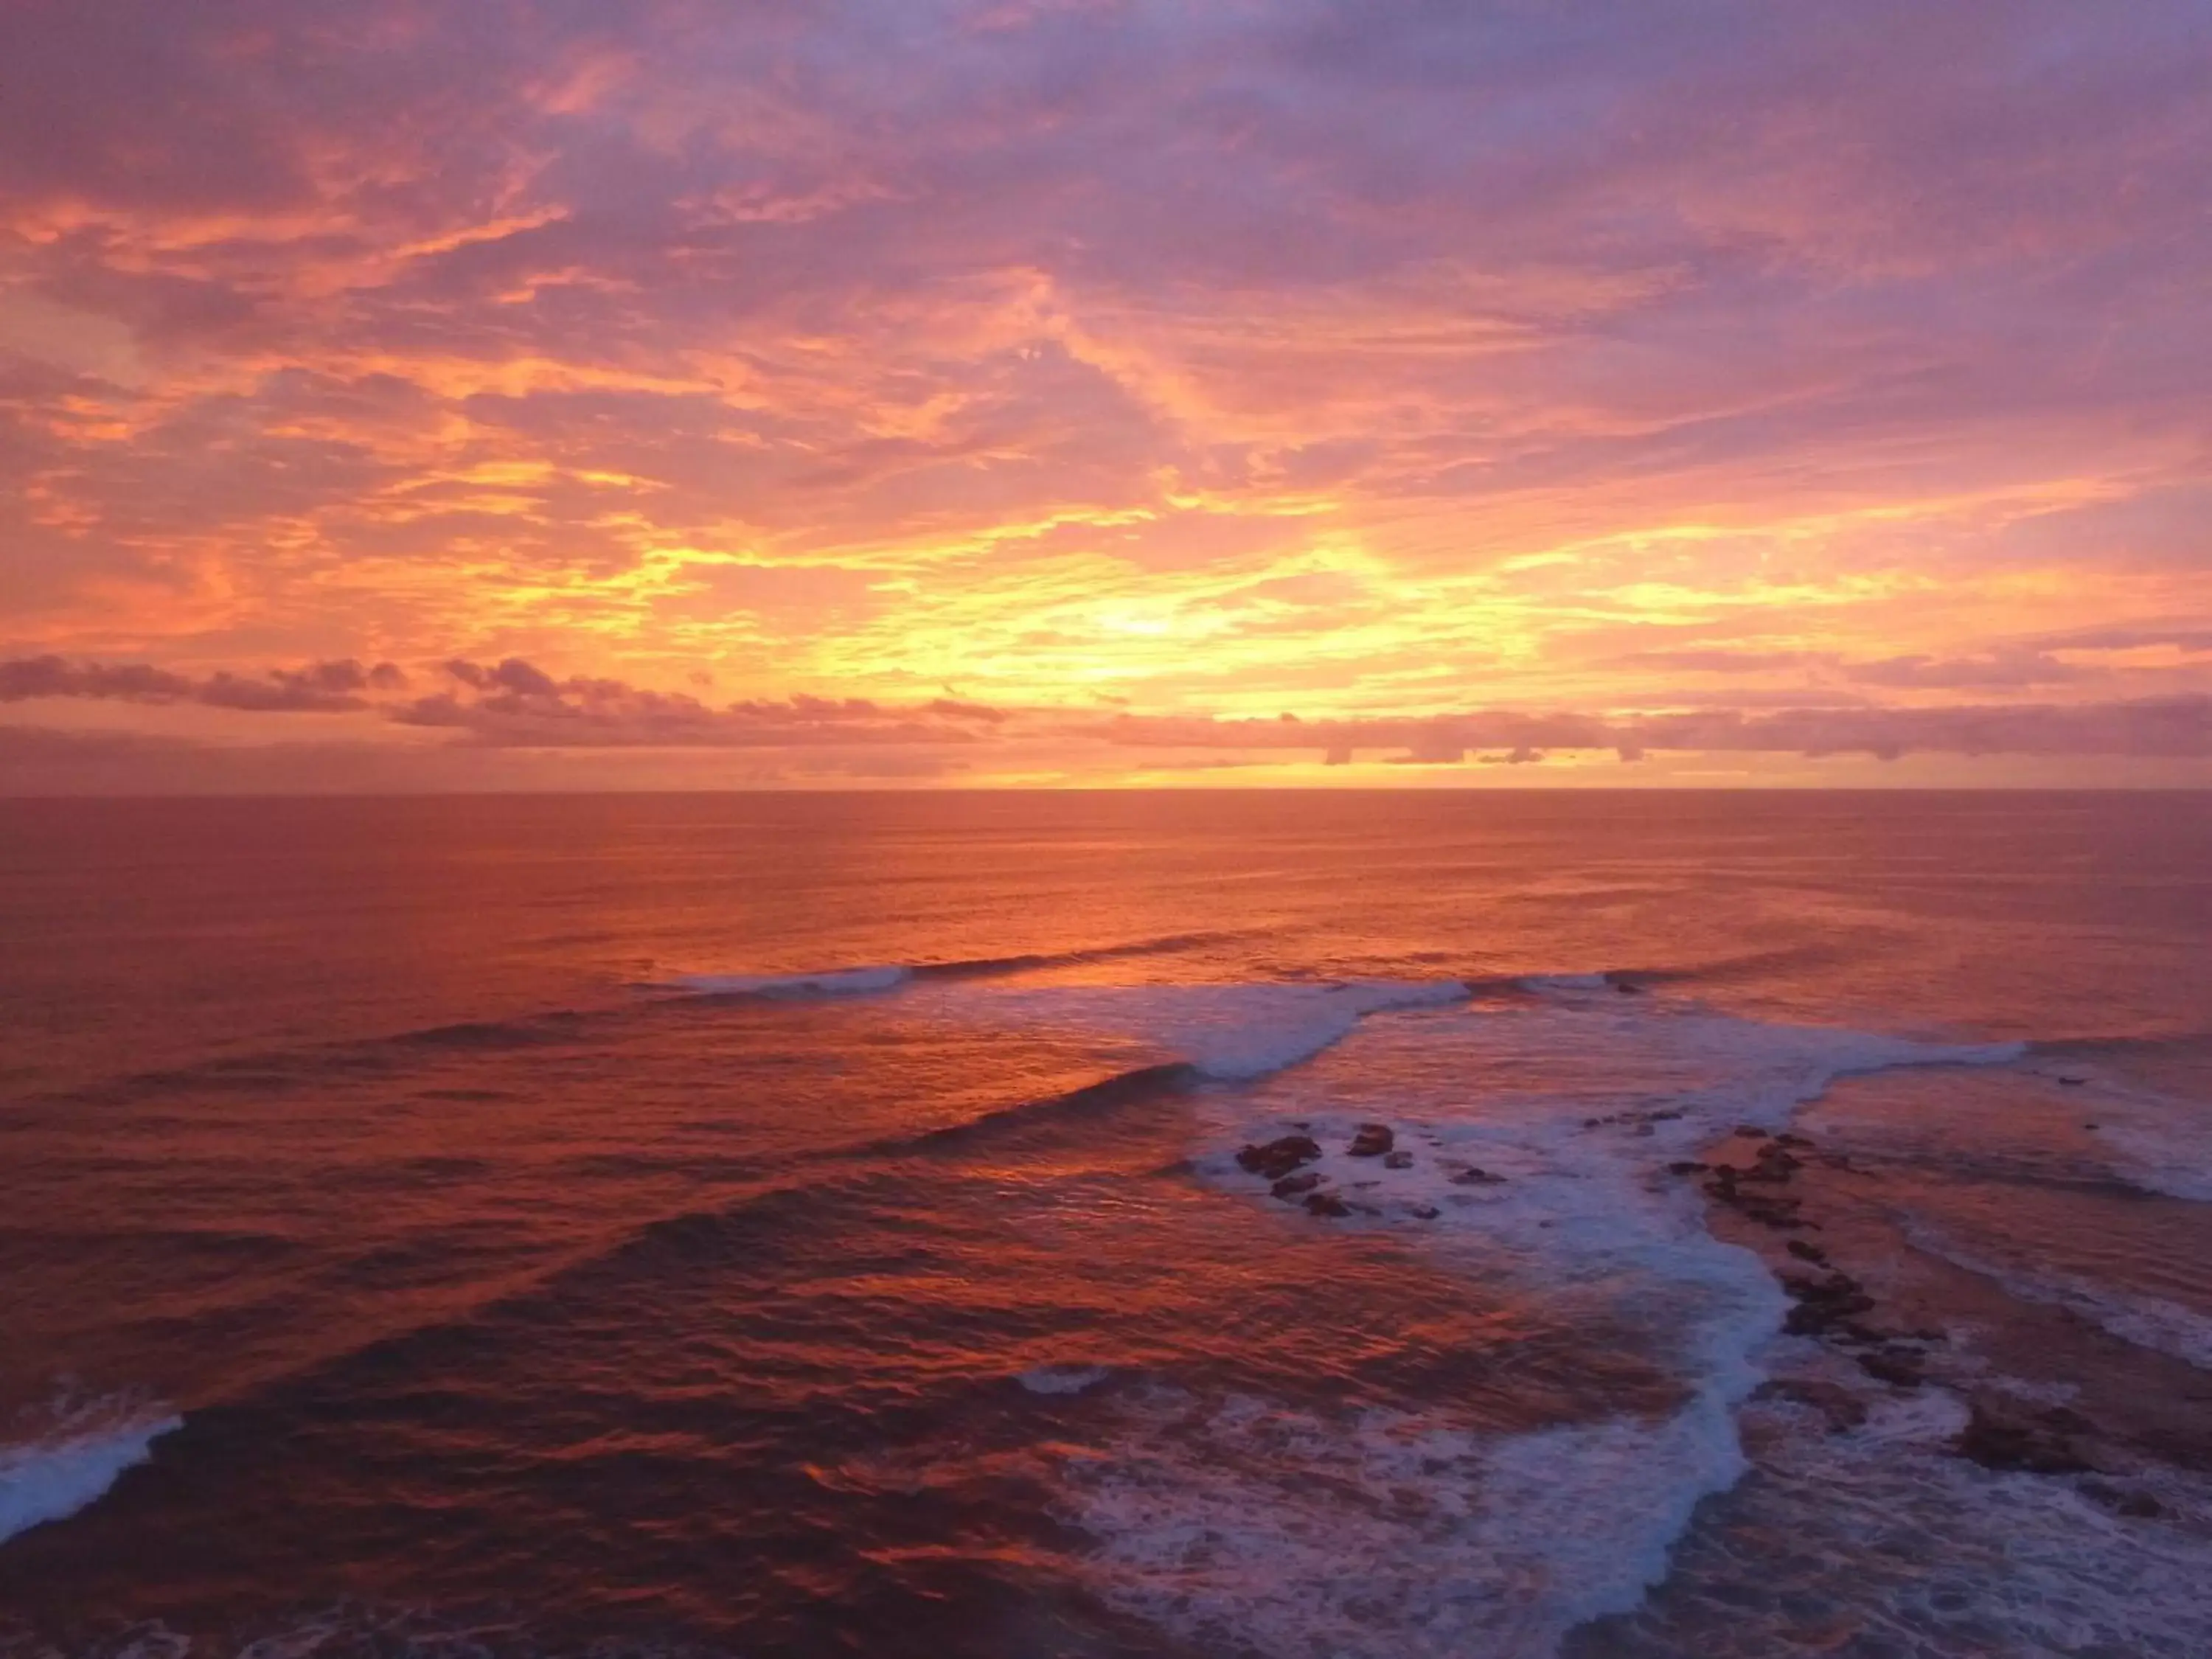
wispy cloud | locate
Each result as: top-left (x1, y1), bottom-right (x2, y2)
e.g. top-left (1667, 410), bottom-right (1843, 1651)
top-left (1, 1), bottom-right (2208, 787)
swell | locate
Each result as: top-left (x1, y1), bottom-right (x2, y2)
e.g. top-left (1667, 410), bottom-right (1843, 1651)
top-left (911, 931), bottom-right (1242, 979)
top-left (34, 1008), bottom-right (611, 1107)
top-left (652, 929), bottom-right (1246, 998)
top-left (2028, 1029), bottom-right (2212, 1060)
top-left (74, 1056), bottom-right (1199, 1460)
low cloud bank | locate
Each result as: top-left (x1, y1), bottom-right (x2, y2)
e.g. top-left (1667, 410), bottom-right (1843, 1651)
top-left (6, 655), bottom-right (2211, 764)
top-left (1101, 698), bottom-right (2212, 762)
top-left (0, 656), bottom-right (406, 712)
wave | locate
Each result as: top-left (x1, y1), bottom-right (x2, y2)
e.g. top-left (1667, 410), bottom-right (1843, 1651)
top-left (1062, 1377), bottom-right (1763, 1659)
top-left (658, 964), bottom-right (913, 998)
top-left (1902, 1220), bottom-right (2212, 1371)
top-left (901, 978), bottom-right (1471, 1083)
top-left (648, 931), bottom-right (1246, 1001)
top-left (49, 1008), bottom-right (605, 1106)
top-left (1062, 993), bottom-right (2038, 1652)
top-left (0, 1394), bottom-right (179, 1545)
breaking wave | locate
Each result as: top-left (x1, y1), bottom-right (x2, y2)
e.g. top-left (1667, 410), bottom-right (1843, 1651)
top-left (0, 1394), bottom-right (179, 1545)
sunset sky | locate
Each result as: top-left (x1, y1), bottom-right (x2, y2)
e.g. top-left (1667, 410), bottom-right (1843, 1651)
top-left (3, 0), bottom-right (2208, 790)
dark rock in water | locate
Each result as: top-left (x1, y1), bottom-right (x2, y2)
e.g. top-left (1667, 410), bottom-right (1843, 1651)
top-left (1382, 1149), bottom-right (1413, 1169)
top-left (1780, 1271), bottom-right (1877, 1335)
top-left (1787, 1239), bottom-right (1829, 1265)
top-left (1408, 1204), bottom-right (1439, 1220)
top-left (1270, 1172), bottom-right (1322, 1200)
top-left (1237, 1135), bottom-right (1323, 1180)
top-left (1347, 1123), bottom-right (1395, 1158)
top-left (1834, 1321), bottom-right (1889, 1346)
top-left (1753, 1378), bottom-right (1868, 1433)
top-left (1954, 1397), bottom-right (2094, 1475)
top-left (1857, 1349), bottom-right (1924, 1389)
top-left (1708, 1176), bottom-right (1812, 1230)
top-left (1736, 1126), bottom-right (1771, 1139)
top-left (2082, 1481), bottom-right (2166, 1519)
top-left (2059, 1076), bottom-right (2087, 1087)
top-left (1666, 1160), bottom-right (1708, 1176)
top-left (1304, 1191), bottom-right (1352, 1218)
top-left (1450, 1166), bottom-right (1505, 1186)
top-left (1775, 1132), bottom-right (1813, 1150)
top-left (1740, 1144), bottom-right (1803, 1182)
top-left (1614, 980), bottom-right (1643, 995)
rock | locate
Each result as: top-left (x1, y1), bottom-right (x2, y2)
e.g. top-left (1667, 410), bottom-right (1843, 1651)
top-left (1304, 1192), bottom-right (1352, 1218)
top-left (1786, 1239), bottom-right (1829, 1265)
top-left (1780, 1271), bottom-right (1877, 1335)
top-left (1708, 1177), bottom-right (1812, 1231)
top-left (1953, 1397), bottom-right (2094, 1475)
top-left (1775, 1133), bottom-right (1813, 1150)
top-left (1666, 1160), bottom-right (1708, 1176)
top-left (1736, 1126), bottom-right (1771, 1139)
top-left (1753, 1378), bottom-right (1868, 1433)
top-left (2082, 1481), bottom-right (2166, 1519)
top-left (1382, 1150), bottom-right (1413, 1169)
top-left (2059, 1076), bottom-right (2087, 1087)
top-left (1236, 1135), bottom-right (1323, 1181)
top-left (1857, 1349), bottom-right (1924, 1389)
top-left (1740, 1144), bottom-right (1804, 1182)
top-left (1408, 1204), bottom-right (1439, 1220)
top-left (1614, 980), bottom-right (1643, 995)
top-left (1450, 1166), bottom-right (1504, 1186)
top-left (1270, 1172), bottom-right (1322, 1200)
top-left (1347, 1123), bottom-right (1395, 1158)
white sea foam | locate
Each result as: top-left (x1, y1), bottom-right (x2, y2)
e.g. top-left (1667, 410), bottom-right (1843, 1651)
top-left (1587, 1380), bottom-right (2212, 1653)
top-left (1018, 1364), bottom-right (1112, 1396)
top-left (2079, 1079), bottom-right (2212, 1203)
top-left (0, 1394), bottom-right (179, 1544)
top-left (1065, 1382), bottom-right (1759, 1659)
top-left (1031, 991), bottom-right (2031, 1655)
top-left (661, 964), bottom-right (913, 998)
top-left (1517, 972), bottom-right (1613, 993)
top-left (908, 978), bottom-right (1470, 1081)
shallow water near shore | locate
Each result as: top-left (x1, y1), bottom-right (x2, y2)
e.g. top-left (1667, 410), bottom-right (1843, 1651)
top-left (2, 791), bottom-right (2209, 1658)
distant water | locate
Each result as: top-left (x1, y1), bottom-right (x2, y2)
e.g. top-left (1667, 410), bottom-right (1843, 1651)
top-left (1, 791), bottom-right (2209, 1658)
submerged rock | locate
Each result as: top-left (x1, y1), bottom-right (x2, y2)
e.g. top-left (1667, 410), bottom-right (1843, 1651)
top-left (2082, 1481), bottom-right (2166, 1519)
top-left (1954, 1397), bottom-right (2095, 1475)
top-left (1780, 1271), bottom-right (1877, 1335)
top-left (1753, 1377), bottom-right (1869, 1433)
top-left (1270, 1171), bottom-right (1322, 1200)
top-left (1382, 1149), bottom-right (1413, 1169)
top-left (1236, 1135), bottom-right (1322, 1181)
top-left (1304, 1191), bottom-right (1352, 1218)
top-left (1346, 1123), bottom-right (1395, 1158)
top-left (1857, 1349), bottom-right (1926, 1389)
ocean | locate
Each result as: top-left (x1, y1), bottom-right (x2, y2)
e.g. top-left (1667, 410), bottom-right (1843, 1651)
top-left (2, 790), bottom-right (2209, 1658)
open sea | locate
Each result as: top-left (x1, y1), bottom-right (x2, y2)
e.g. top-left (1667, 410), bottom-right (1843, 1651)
top-left (2, 790), bottom-right (2210, 1659)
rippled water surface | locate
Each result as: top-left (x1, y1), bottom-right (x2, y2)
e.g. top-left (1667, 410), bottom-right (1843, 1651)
top-left (2, 792), bottom-right (2209, 1658)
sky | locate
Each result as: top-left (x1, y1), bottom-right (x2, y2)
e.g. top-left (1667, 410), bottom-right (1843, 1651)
top-left (2, 0), bottom-right (2209, 791)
